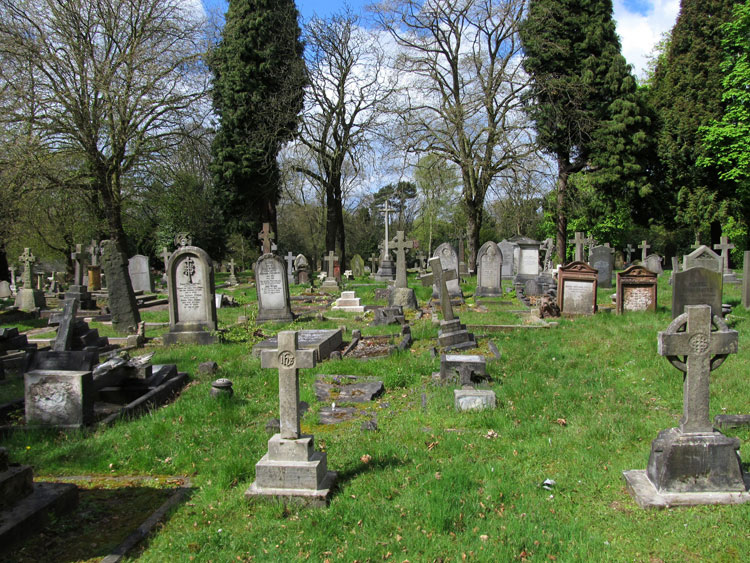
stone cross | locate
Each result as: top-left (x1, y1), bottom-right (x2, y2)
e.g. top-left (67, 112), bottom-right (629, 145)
top-left (378, 201), bottom-right (395, 256)
top-left (161, 247), bottom-right (170, 272)
top-left (420, 257), bottom-right (457, 321)
top-left (639, 240), bottom-right (650, 262)
top-left (657, 305), bottom-right (738, 434)
top-left (228, 258), bottom-right (238, 285)
top-left (324, 250), bottom-right (338, 279)
top-left (568, 232), bottom-right (585, 262)
top-left (71, 244), bottom-right (85, 285)
top-left (369, 253), bottom-right (379, 273)
top-left (691, 239), bottom-right (701, 250)
top-left (390, 230), bottom-right (415, 288)
top-left (283, 252), bottom-right (294, 278)
top-left (585, 235), bottom-right (597, 258)
top-left (416, 251), bottom-right (426, 270)
top-left (87, 240), bottom-right (100, 267)
top-left (624, 244), bottom-right (635, 263)
top-left (52, 298), bottom-right (79, 352)
top-left (9, 265), bottom-right (16, 291)
top-left (260, 331), bottom-right (316, 440)
top-left (713, 236), bottom-right (735, 270)
top-left (175, 232), bottom-right (192, 247)
top-left (258, 223), bottom-right (275, 255)
top-left (19, 248), bottom-right (35, 288)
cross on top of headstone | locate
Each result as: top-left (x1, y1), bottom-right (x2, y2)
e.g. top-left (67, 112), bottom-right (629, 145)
top-left (87, 240), bottom-right (100, 267)
top-left (285, 252), bottom-right (295, 277)
top-left (625, 243), bottom-right (635, 263)
top-left (691, 239), bottom-right (701, 250)
top-left (161, 247), bottom-right (170, 269)
top-left (258, 223), bottom-right (275, 255)
top-left (71, 244), bottom-right (85, 286)
top-left (370, 253), bottom-right (379, 273)
top-left (657, 305), bottom-right (738, 434)
top-left (175, 233), bottom-right (192, 247)
top-left (19, 248), bottom-right (35, 287)
top-left (378, 201), bottom-right (395, 255)
top-left (638, 240), bottom-right (650, 262)
top-left (390, 230), bottom-right (416, 288)
top-left (324, 250), bottom-right (338, 279)
top-left (713, 236), bottom-right (735, 270)
top-left (568, 231), bottom-right (585, 262)
top-left (420, 257), bottom-right (457, 321)
top-left (416, 250), bottom-right (426, 269)
top-left (260, 331), bottom-right (316, 440)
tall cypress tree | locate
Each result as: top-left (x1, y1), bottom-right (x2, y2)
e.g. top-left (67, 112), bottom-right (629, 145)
top-left (520, 0), bottom-right (651, 260)
top-left (649, 0), bottom-right (737, 243)
top-left (210, 0), bottom-right (306, 236)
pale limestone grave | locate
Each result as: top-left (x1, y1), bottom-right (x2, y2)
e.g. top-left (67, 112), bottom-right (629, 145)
top-left (0, 281), bottom-right (10, 299)
top-left (255, 254), bottom-right (294, 322)
top-left (498, 240), bottom-right (516, 279)
top-left (475, 241), bottom-right (502, 297)
top-left (375, 201), bottom-right (397, 281)
top-left (421, 257), bottom-right (476, 351)
top-left (431, 243), bottom-right (463, 301)
top-left (258, 223), bottom-right (275, 255)
top-left (644, 254), bottom-right (663, 275)
top-left (514, 237), bottom-right (540, 281)
top-left (388, 230), bottom-right (418, 309)
top-left (320, 251), bottom-right (340, 292)
top-left (128, 254), bottom-right (153, 293)
top-left (14, 248), bottom-right (45, 312)
top-left (332, 291), bottom-right (365, 313)
top-left (568, 231), bottom-right (586, 262)
top-left (714, 236), bottom-right (739, 283)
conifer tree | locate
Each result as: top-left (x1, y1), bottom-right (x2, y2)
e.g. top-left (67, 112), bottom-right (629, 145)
top-left (210, 0), bottom-right (306, 236)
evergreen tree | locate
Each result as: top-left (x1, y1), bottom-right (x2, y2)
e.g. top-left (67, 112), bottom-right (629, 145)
top-left (648, 0), bottom-right (737, 241)
top-left (520, 0), bottom-right (652, 260)
top-left (210, 0), bottom-right (306, 237)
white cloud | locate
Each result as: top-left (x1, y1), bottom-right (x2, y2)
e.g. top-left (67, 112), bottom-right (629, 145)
top-left (613, 0), bottom-right (680, 80)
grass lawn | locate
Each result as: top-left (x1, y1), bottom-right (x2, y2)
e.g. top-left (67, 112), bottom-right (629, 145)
top-left (2, 271), bottom-right (750, 561)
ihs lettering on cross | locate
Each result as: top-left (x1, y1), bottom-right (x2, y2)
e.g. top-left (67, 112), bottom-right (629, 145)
top-left (183, 256), bottom-right (196, 284)
top-left (420, 257), bottom-right (457, 321)
top-left (260, 331), bottom-right (316, 440)
top-left (258, 223), bottom-right (275, 255)
top-left (19, 248), bottom-right (35, 288)
top-left (658, 305), bottom-right (738, 434)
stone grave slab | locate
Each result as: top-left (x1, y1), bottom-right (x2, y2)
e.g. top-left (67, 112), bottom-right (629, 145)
top-left (589, 245), bottom-right (614, 288)
top-left (454, 389), bottom-right (496, 411)
top-left (558, 261), bottom-right (598, 315)
top-left (475, 241), bottom-right (502, 297)
top-left (616, 265), bottom-right (657, 313)
top-left (255, 254), bottom-right (294, 322)
top-left (672, 267), bottom-right (722, 319)
top-left (252, 329), bottom-right (343, 362)
top-left (314, 375), bottom-right (384, 403)
top-left (25, 370), bottom-right (94, 428)
top-left (128, 255), bottom-right (153, 293)
top-left (438, 354), bottom-right (487, 385)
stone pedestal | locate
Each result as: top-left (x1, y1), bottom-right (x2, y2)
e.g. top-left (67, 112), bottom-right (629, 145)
top-left (320, 277), bottom-right (340, 293)
top-left (14, 288), bottom-right (46, 311)
top-left (24, 370), bottom-right (94, 428)
top-left (724, 270), bottom-right (740, 285)
top-left (388, 287), bottom-right (417, 310)
top-left (374, 259), bottom-right (396, 281)
top-left (332, 291), bottom-right (364, 313)
top-left (64, 285), bottom-right (96, 310)
top-left (87, 266), bottom-right (102, 291)
top-left (438, 319), bottom-right (476, 351)
top-left (246, 434), bottom-right (336, 507)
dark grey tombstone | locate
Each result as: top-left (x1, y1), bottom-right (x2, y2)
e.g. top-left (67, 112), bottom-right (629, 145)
top-left (589, 245), bottom-right (614, 288)
top-left (475, 241), bottom-right (502, 297)
top-left (671, 266), bottom-right (722, 319)
top-left (254, 254), bottom-right (294, 323)
top-left (100, 240), bottom-right (141, 333)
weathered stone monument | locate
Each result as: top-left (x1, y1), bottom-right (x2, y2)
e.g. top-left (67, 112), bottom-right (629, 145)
top-left (431, 243), bottom-right (463, 301)
top-left (258, 223), bottom-right (275, 255)
top-left (294, 254), bottom-right (310, 284)
top-left (568, 231), bottom-right (586, 263)
top-left (320, 251), bottom-right (340, 292)
top-left (498, 240), bottom-right (516, 279)
top-left (557, 261), bottom-right (598, 315)
top-left (246, 331), bottom-right (336, 506)
top-left (672, 266), bottom-right (722, 319)
top-left (639, 239), bottom-right (651, 262)
top-left (65, 244), bottom-right (96, 309)
top-left (624, 243), bottom-right (635, 264)
top-left (163, 242), bottom-right (217, 345)
top-left (350, 254), bottom-right (365, 278)
top-left (644, 253), bottom-right (664, 275)
top-left (128, 254), bottom-right (153, 293)
top-left (589, 245), bottom-right (614, 288)
top-left (228, 258), bottom-right (239, 286)
top-left (332, 291), bottom-right (365, 313)
top-left (421, 257), bottom-right (476, 351)
top-left (616, 265), bottom-right (657, 314)
top-left (0, 281), bottom-right (10, 299)
top-left (100, 240), bottom-right (141, 333)
top-left (683, 245), bottom-right (722, 273)
top-left (388, 230), bottom-right (418, 309)
top-left (255, 254), bottom-right (294, 323)
top-left (475, 241), bottom-right (502, 297)
top-left (623, 305), bottom-right (750, 508)
top-left (87, 240), bottom-right (102, 291)
top-left (14, 248), bottom-right (46, 311)
top-left (514, 237), bottom-right (541, 283)
top-left (375, 202), bottom-right (397, 281)
top-left (714, 236), bottom-right (739, 284)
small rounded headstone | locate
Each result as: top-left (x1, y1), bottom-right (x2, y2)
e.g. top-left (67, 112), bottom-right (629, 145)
top-left (210, 378), bottom-right (233, 398)
top-left (198, 361), bottom-right (219, 375)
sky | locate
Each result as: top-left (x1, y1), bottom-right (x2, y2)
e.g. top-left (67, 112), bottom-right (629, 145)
top-left (201, 0), bottom-right (681, 79)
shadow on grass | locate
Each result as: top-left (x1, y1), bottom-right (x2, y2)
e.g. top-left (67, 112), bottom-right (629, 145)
top-left (333, 454), bottom-right (406, 488)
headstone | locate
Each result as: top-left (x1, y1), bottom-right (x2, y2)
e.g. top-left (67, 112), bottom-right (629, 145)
top-left (87, 240), bottom-right (100, 267)
top-left (672, 267), bottom-right (722, 319)
top-left (714, 236), bottom-right (739, 283)
top-left (623, 306), bottom-right (749, 508)
top-left (246, 331), bottom-right (336, 506)
top-left (589, 245), bottom-right (614, 288)
top-left (161, 247), bottom-right (171, 282)
top-left (252, 329), bottom-right (343, 362)
top-left (431, 243), bottom-right (463, 300)
top-left (638, 239), bottom-right (651, 262)
top-left (228, 258), bottom-right (238, 286)
top-left (100, 240), bottom-right (141, 333)
top-left (258, 223), bottom-right (275, 255)
top-left (624, 244), bottom-right (635, 264)
top-left (514, 237), bottom-right (541, 281)
top-left (540, 237), bottom-right (555, 272)
top-left (320, 251), bottom-right (340, 292)
top-left (284, 252), bottom-right (296, 279)
top-left (87, 265), bottom-right (102, 291)
top-left (421, 257), bottom-right (475, 351)
top-left (0, 281), bottom-right (10, 299)
top-left (9, 265), bottom-right (17, 293)
top-left (557, 261), bottom-right (598, 315)
top-left (65, 244), bottom-right (95, 309)
top-left (255, 254), bottom-right (294, 323)
top-left (350, 254), bottom-right (365, 278)
top-left (415, 251), bottom-right (426, 271)
top-left (743, 251), bottom-right (750, 309)
top-left (498, 240), bottom-right (516, 279)
top-left (128, 254), bottom-right (153, 293)
top-left (458, 237), bottom-right (469, 275)
top-left (475, 241), bottom-right (502, 297)
top-left (683, 245), bottom-right (722, 274)
top-left (644, 253), bottom-right (663, 275)
top-left (163, 244), bottom-right (217, 345)
top-left (14, 248), bottom-right (46, 311)
top-left (388, 231), bottom-right (418, 309)
top-left (616, 265), bottom-right (657, 314)
top-left (568, 231), bottom-right (586, 262)
top-left (614, 250), bottom-right (625, 270)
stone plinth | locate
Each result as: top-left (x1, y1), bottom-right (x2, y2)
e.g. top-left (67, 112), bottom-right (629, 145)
top-left (374, 259), bottom-right (396, 281)
top-left (14, 288), bottom-right (46, 312)
top-left (388, 287), bottom-right (417, 310)
top-left (25, 370), bottom-right (94, 428)
top-left (64, 285), bottom-right (96, 310)
top-left (331, 291), bottom-right (364, 313)
top-left (439, 354), bottom-right (487, 385)
top-left (438, 319), bottom-right (476, 351)
top-left (454, 389), bottom-right (496, 411)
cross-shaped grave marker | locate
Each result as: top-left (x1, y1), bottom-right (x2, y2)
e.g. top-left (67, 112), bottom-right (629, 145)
top-left (19, 248), bottom-right (35, 288)
top-left (161, 247), bottom-right (170, 272)
top-left (568, 231), bottom-right (586, 262)
top-left (585, 235), bottom-right (597, 258)
top-left (260, 331), bottom-right (316, 439)
top-left (639, 240), bottom-right (650, 262)
top-left (228, 258), bottom-right (238, 285)
top-left (324, 250), bottom-right (338, 280)
top-left (625, 244), bottom-right (635, 263)
top-left (713, 236), bottom-right (735, 270)
top-left (87, 240), bottom-right (100, 267)
top-left (420, 257), bottom-right (457, 321)
top-left (258, 223), bottom-right (275, 255)
top-left (390, 230), bottom-right (416, 288)
top-left (691, 239), bottom-right (701, 250)
top-left (285, 252), bottom-right (295, 278)
top-left (71, 244), bottom-right (85, 286)
top-left (9, 265), bottom-right (17, 291)
top-left (416, 251), bottom-right (426, 270)
top-left (378, 201), bottom-right (395, 258)
top-left (369, 253), bottom-right (379, 274)
top-left (658, 305), bottom-right (738, 434)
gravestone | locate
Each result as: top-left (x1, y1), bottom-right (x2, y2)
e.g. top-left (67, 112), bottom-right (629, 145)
top-left (475, 241), bottom-right (503, 297)
top-left (0, 281), bottom-right (10, 299)
top-left (540, 238), bottom-right (555, 272)
top-left (14, 248), bottom-right (46, 311)
top-left (320, 251), bottom-right (340, 292)
top-left (644, 253), bottom-right (664, 275)
top-left (498, 240), bottom-right (516, 279)
top-left (672, 267), bottom-right (722, 319)
top-left (639, 239), bottom-right (651, 262)
top-left (568, 231), bottom-right (586, 262)
top-left (163, 244), bottom-right (217, 345)
top-left (683, 245), bottom-right (722, 273)
top-left (65, 244), bottom-right (96, 309)
top-left (375, 201), bottom-right (397, 281)
top-left (514, 237), bottom-right (541, 282)
top-left (258, 223), bottom-right (275, 255)
top-left (350, 254), bottom-right (365, 278)
top-left (255, 254), bottom-right (294, 323)
top-left (284, 252), bottom-right (295, 279)
top-left (388, 230), bottom-right (418, 309)
top-left (714, 236), bottom-right (739, 284)
top-left (246, 331), bottom-right (336, 506)
top-left (624, 243), bottom-right (635, 264)
top-left (431, 243), bottom-right (463, 301)
top-left (228, 258), bottom-right (239, 286)
top-left (252, 329), bottom-right (343, 362)
top-left (128, 254), bottom-right (153, 293)
top-left (100, 240), bottom-right (141, 333)
top-left (332, 291), bottom-right (365, 313)
top-left (557, 261), bottom-right (598, 315)
top-left (614, 251), bottom-right (625, 271)
top-left (589, 245), bottom-right (614, 288)
top-left (623, 306), bottom-right (750, 508)
top-left (294, 254), bottom-right (310, 284)
top-left (421, 257), bottom-right (476, 351)
top-left (87, 240), bottom-right (102, 291)
top-left (616, 265), bottom-right (658, 314)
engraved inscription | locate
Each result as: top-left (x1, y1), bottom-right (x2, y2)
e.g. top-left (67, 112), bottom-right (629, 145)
top-left (176, 255), bottom-right (205, 322)
top-left (279, 351), bottom-right (295, 367)
top-left (563, 280), bottom-right (595, 314)
top-left (623, 286), bottom-right (654, 311)
top-left (258, 258), bottom-right (285, 309)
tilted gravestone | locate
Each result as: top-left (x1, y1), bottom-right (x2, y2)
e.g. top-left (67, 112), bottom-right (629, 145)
top-left (557, 261), bottom-right (598, 315)
top-left (128, 254), bottom-right (153, 293)
top-left (475, 241), bottom-right (502, 297)
top-left (672, 267), bottom-right (722, 320)
top-left (255, 254), bottom-right (294, 323)
top-left (246, 331), bottom-right (336, 506)
top-left (623, 305), bottom-right (750, 508)
top-left (163, 243), bottom-right (217, 345)
top-left (431, 243), bottom-right (463, 301)
top-left (616, 265), bottom-right (657, 314)
top-left (100, 240), bottom-right (141, 333)
top-left (589, 245), bottom-right (614, 288)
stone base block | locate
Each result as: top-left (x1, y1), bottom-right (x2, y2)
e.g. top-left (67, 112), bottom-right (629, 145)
top-left (14, 289), bottom-right (46, 312)
top-left (320, 280), bottom-right (340, 293)
top-left (647, 427), bottom-right (746, 493)
top-left (454, 389), bottom-right (496, 411)
top-left (246, 470), bottom-right (337, 508)
top-left (388, 287), bottom-right (418, 310)
top-left (0, 464), bottom-right (34, 509)
top-left (475, 287), bottom-right (502, 298)
top-left (440, 354), bottom-right (487, 384)
top-left (438, 319), bottom-right (476, 351)
top-left (267, 434), bottom-right (315, 462)
top-left (256, 309), bottom-right (295, 323)
top-left (374, 260), bottom-right (396, 281)
top-left (254, 451), bottom-right (329, 490)
top-left (25, 370), bottom-right (94, 428)
top-left (714, 414), bottom-right (750, 429)
top-left (623, 469), bottom-right (750, 509)
top-left (162, 329), bottom-right (216, 346)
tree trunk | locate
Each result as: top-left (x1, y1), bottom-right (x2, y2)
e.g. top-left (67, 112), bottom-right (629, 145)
top-left (466, 202), bottom-right (481, 272)
top-left (555, 155), bottom-right (570, 262)
top-left (334, 181), bottom-right (346, 271)
top-left (0, 244), bottom-right (8, 282)
top-left (325, 183), bottom-right (337, 257)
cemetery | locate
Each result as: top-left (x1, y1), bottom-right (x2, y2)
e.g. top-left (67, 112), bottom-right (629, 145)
top-left (3, 0), bottom-right (750, 560)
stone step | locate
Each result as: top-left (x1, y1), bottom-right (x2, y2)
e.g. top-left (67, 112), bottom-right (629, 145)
top-left (0, 464), bottom-right (34, 509)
